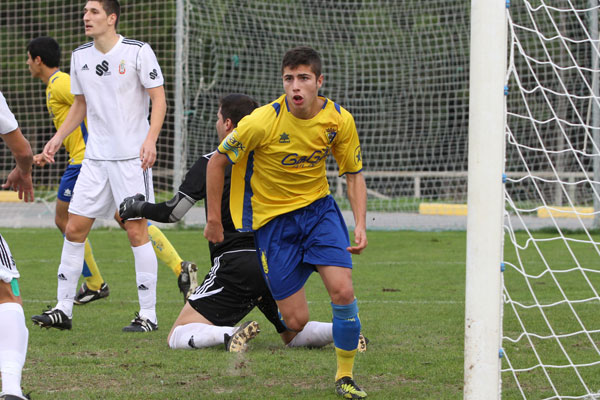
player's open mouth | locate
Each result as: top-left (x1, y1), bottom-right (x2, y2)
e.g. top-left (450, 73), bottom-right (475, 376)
top-left (292, 95), bottom-right (303, 104)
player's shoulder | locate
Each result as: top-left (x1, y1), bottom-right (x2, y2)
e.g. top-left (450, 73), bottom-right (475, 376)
top-left (121, 37), bottom-right (146, 48)
top-left (49, 70), bottom-right (70, 86)
top-left (322, 97), bottom-right (355, 126)
top-left (73, 41), bottom-right (94, 54)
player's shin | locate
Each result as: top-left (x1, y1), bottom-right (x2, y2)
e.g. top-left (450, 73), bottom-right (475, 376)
top-left (169, 323), bottom-right (235, 349)
top-left (0, 302), bottom-right (28, 397)
top-left (56, 239), bottom-right (86, 317)
top-left (147, 224), bottom-right (183, 276)
top-left (331, 299), bottom-right (361, 381)
top-left (132, 242), bottom-right (158, 324)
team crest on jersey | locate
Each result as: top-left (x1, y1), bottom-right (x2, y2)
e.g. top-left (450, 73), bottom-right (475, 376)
top-left (96, 60), bottom-right (110, 76)
top-left (326, 128), bottom-right (337, 143)
top-left (354, 145), bottom-right (362, 165)
top-left (279, 132), bottom-right (290, 143)
top-left (119, 60), bottom-right (126, 74)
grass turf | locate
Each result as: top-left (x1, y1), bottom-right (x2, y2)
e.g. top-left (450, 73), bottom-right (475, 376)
top-left (4, 228), bottom-right (467, 399)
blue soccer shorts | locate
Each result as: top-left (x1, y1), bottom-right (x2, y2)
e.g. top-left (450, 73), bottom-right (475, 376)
top-left (57, 163), bottom-right (82, 202)
top-left (254, 195), bottom-right (352, 301)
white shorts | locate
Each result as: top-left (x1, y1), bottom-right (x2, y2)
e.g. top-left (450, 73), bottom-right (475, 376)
top-left (0, 233), bottom-right (19, 283)
top-left (69, 158), bottom-right (155, 219)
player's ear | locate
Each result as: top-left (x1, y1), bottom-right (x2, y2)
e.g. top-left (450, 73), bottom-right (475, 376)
top-left (316, 74), bottom-right (324, 90)
top-left (224, 118), bottom-right (234, 131)
top-left (107, 12), bottom-right (117, 27)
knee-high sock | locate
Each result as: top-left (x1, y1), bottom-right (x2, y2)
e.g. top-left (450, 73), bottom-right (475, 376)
top-left (168, 323), bottom-right (235, 349)
top-left (82, 238), bottom-right (104, 291)
top-left (0, 302), bottom-right (28, 397)
top-left (287, 321), bottom-right (333, 348)
top-left (147, 224), bottom-right (182, 276)
top-left (332, 299), bottom-right (361, 381)
top-left (132, 241), bottom-right (158, 324)
top-left (56, 239), bottom-right (86, 318)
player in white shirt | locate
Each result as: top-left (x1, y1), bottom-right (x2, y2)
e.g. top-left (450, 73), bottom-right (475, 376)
top-left (32, 0), bottom-right (166, 332)
top-left (0, 90), bottom-right (33, 400)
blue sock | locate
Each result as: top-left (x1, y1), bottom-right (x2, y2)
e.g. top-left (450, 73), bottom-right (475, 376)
top-left (331, 299), bottom-right (361, 351)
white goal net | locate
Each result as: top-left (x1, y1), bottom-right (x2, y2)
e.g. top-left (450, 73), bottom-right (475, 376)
top-left (503, 0), bottom-right (600, 398)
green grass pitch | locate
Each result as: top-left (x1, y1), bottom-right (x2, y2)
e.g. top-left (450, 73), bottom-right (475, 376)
top-left (4, 228), bottom-right (467, 399)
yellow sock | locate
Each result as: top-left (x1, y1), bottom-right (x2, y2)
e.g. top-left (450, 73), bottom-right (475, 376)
top-left (335, 347), bottom-right (357, 381)
top-left (147, 224), bottom-right (182, 276)
top-left (83, 238), bottom-right (104, 291)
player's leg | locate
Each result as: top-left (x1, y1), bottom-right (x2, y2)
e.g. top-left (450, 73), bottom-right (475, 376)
top-left (167, 302), bottom-right (237, 349)
top-left (0, 235), bottom-right (28, 399)
top-left (57, 164), bottom-right (107, 300)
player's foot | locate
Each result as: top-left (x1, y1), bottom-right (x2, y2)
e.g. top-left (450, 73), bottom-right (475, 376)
top-left (31, 307), bottom-right (72, 330)
top-left (122, 312), bottom-right (158, 332)
top-left (0, 393), bottom-right (31, 400)
top-left (177, 261), bottom-right (198, 303)
top-left (224, 321), bottom-right (260, 352)
top-left (335, 377), bottom-right (367, 399)
top-left (358, 334), bottom-right (369, 353)
top-left (74, 282), bottom-right (110, 305)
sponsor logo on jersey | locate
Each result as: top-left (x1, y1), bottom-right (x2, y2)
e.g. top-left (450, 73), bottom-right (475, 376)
top-left (95, 60), bottom-right (110, 76)
top-left (82, 64), bottom-right (89, 71)
top-left (222, 134), bottom-right (245, 157)
top-left (326, 128), bottom-right (337, 143)
top-left (149, 69), bottom-right (158, 80)
top-left (279, 132), bottom-right (290, 144)
top-left (63, 188), bottom-right (72, 198)
top-left (281, 147), bottom-right (331, 167)
top-left (354, 145), bottom-right (362, 164)
top-left (119, 60), bottom-right (126, 74)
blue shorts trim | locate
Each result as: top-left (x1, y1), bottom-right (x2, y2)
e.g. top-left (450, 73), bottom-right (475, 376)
top-left (57, 164), bottom-right (82, 202)
top-left (254, 195), bottom-right (352, 300)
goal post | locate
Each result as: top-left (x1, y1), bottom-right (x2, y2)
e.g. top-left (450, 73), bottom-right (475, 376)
top-left (464, 0), bottom-right (507, 399)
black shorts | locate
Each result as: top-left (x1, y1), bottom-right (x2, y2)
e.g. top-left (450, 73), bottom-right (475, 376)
top-left (188, 249), bottom-right (286, 333)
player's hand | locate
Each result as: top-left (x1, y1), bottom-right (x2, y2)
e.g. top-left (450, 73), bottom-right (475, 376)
top-left (2, 167), bottom-right (34, 202)
top-left (347, 225), bottom-right (367, 255)
top-left (204, 220), bottom-right (224, 244)
top-left (42, 134), bottom-right (63, 164)
top-left (119, 193), bottom-right (146, 221)
top-left (33, 153), bottom-right (48, 167)
top-left (139, 139), bottom-right (157, 170)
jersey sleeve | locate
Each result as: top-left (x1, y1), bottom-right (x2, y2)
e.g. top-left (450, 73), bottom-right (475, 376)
top-left (332, 108), bottom-right (363, 176)
top-left (177, 156), bottom-right (208, 201)
top-left (137, 44), bottom-right (164, 89)
top-left (0, 92), bottom-right (18, 134)
top-left (70, 54), bottom-right (83, 95)
top-left (217, 111), bottom-right (267, 164)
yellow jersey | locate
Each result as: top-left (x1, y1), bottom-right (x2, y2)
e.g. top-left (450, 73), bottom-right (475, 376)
top-left (46, 70), bottom-right (87, 165)
top-left (218, 94), bottom-right (363, 230)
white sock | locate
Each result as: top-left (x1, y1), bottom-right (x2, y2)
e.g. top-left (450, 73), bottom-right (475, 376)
top-left (168, 323), bottom-right (236, 349)
top-left (132, 242), bottom-right (157, 324)
top-left (287, 321), bottom-right (333, 348)
top-left (0, 302), bottom-right (28, 397)
top-left (56, 239), bottom-right (85, 318)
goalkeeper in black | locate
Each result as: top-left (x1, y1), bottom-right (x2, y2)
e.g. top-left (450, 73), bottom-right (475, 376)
top-left (119, 94), bottom-right (365, 352)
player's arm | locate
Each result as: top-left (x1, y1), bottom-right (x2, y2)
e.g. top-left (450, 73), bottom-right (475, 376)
top-left (140, 86), bottom-right (166, 170)
top-left (203, 151), bottom-right (229, 243)
top-left (345, 171), bottom-right (368, 254)
top-left (42, 94), bottom-right (86, 163)
top-left (120, 191), bottom-right (196, 223)
top-left (1, 127), bottom-right (34, 202)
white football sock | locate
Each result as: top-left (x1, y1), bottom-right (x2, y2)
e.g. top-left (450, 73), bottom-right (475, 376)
top-left (168, 323), bottom-right (236, 349)
top-left (132, 242), bottom-right (158, 324)
top-left (0, 302), bottom-right (28, 397)
top-left (56, 239), bottom-right (85, 318)
top-left (287, 321), bottom-right (333, 348)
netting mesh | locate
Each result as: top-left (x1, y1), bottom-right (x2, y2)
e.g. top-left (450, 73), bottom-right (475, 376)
top-left (503, 0), bottom-right (600, 398)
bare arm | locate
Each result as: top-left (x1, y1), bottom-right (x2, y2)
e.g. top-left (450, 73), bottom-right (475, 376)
top-left (1, 127), bottom-right (34, 202)
top-left (140, 86), bottom-right (166, 170)
top-left (345, 172), bottom-right (368, 254)
top-left (203, 152), bottom-right (230, 243)
top-left (42, 94), bottom-right (86, 163)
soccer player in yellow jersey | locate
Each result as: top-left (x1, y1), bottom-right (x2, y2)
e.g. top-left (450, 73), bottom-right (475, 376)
top-left (204, 46), bottom-right (368, 398)
top-left (26, 36), bottom-right (197, 305)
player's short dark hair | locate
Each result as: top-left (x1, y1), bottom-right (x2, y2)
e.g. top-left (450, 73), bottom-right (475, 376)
top-left (27, 36), bottom-right (61, 68)
top-left (96, 0), bottom-right (121, 28)
top-left (281, 46), bottom-right (322, 78)
top-left (219, 94), bottom-right (259, 127)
